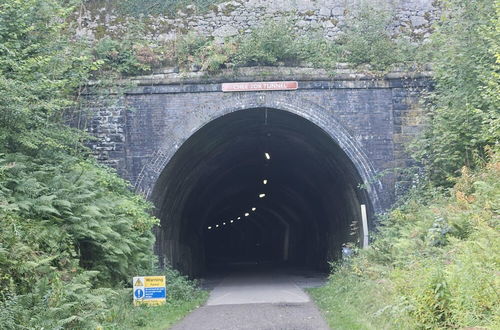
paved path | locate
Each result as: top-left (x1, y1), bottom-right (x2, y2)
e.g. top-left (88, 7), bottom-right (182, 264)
top-left (171, 267), bottom-right (329, 330)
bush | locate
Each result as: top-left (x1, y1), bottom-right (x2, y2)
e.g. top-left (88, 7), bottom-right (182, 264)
top-left (339, 4), bottom-right (400, 70)
top-left (0, 1), bottom-right (206, 328)
top-left (0, 153), bottom-right (158, 288)
top-left (411, 0), bottom-right (499, 186)
top-left (116, 0), bottom-right (223, 17)
top-left (233, 20), bottom-right (303, 66)
top-left (174, 33), bottom-right (236, 72)
top-left (311, 151), bottom-right (500, 329)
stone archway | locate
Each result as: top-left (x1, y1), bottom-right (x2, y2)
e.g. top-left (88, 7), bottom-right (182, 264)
top-left (136, 95), bottom-right (382, 276)
top-left (135, 94), bottom-right (382, 213)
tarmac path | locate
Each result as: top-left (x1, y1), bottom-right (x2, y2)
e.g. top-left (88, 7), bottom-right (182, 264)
top-left (170, 266), bottom-right (329, 330)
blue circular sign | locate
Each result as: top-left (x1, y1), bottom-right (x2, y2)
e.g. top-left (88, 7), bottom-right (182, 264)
top-left (134, 288), bottom-right (144, 299)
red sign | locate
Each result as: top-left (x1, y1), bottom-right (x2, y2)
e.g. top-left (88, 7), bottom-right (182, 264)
top-left (221, 81), bottom-right (298, 92)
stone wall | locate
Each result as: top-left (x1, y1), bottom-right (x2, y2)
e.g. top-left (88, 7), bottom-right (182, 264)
top-left (78, 0), bottom-right (439, 42)
top-left (85, 66), bottom-right (432, 212)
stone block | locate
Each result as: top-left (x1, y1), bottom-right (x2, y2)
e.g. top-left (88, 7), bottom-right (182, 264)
top-left (410, 15), bottom-right (427, 27)
top-left (319, 7), bottom-right (331, 16)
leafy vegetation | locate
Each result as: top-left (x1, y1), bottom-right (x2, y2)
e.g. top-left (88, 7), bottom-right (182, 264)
top-left (85, 3), bottom-right (426, 75)
top-left (0, 0), bottom-right (206, 328)
top-left (311, 0), bottom-right (500, 328)
top-left (102, 267), bottom-right (208, 329)
top-left (171, 13), bottom-right (419, 72)
top-left (311, 152), bottom-right (500, 329)
top-left (411, 0), bottom-right (500, 186)
top-left (339, 4), bottom-right (423, 70)
top-left (114, 0), bottom-right (224, 17)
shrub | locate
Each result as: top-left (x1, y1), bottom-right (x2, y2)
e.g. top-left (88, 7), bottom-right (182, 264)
top-left (0, 153), bottom-right (158, 287)
top-left (339, 3), bottom-right (415, 70)
top-left (411, 0), bottom-right (499, 186)
top-left (116, 0), bottom-right (224, 17)
top-left (312, 150), bottom-right (500, 329)
top-left (234, 20), bottom-right (303, 66)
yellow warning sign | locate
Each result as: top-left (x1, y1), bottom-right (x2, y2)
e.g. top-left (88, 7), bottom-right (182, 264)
top-left (144, 276), bottom-right (166, 288)
top-left (135, 299), bottom-right (166, 306)
top-left (133, 276), bottom-right (167, 306)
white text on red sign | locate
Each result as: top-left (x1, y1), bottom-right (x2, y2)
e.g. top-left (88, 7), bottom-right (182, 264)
top-left (221, 81), bottom-right (298, 92)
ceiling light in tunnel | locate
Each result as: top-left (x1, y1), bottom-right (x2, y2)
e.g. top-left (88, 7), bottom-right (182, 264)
top-left (259, 193), bottom-right (266, 198)
top-left (216, 224), bottom-right (219, 228)
top-left (230, 220), bottom-right (234, 223)
top-left (252, 207), bottom-right (256, 211)
top-left (237, 217), bottom-right (241, 220)
top-left (208, 226), bottom-right (212, 230)
top-left (265, 152), bottom-right (271, 160)
top-left (263, 179), bottom-right (268, 185)
top-left (245, 213), bottom-right (250, 217)
top-left (223, 222), bottom-right (226, 225)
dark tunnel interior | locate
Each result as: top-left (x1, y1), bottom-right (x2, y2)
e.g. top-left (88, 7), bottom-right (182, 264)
top-left (151, 108), bottom-right (373, 277)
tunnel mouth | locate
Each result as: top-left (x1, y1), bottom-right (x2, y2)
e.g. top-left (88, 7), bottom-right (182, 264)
top-left (152, 108), bottom-right (372, 277)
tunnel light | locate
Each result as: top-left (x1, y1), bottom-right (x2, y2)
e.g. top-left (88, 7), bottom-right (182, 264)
top-left (259, 193), bottom-right (266, 198)
top-left (237, 217), bottom-right (241, 220)
top-left (230, 220), bottom-right (234, 223)
top-left (223, 222), bottom-right (226, 225)
top-left (245, 213), bottom-right (250, 217)
top-left (263, 179), bottom-right (268, 185)
top-left (216, 224), bottom-right (219, 228)
top-left (252, 207), bottom-right (256, 211)
top-left (208, 226), bottom-right (212, 230)
top-left (265, 152), bottom-right (271, 160)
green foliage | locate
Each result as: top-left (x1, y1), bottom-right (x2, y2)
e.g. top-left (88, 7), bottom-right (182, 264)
top-left (0, 271), bottom-right (114, 329)
top-left (173, 33), bottom-right (236, 72)
top-left (312, 151), bottom-right (500, 329)
top-left (0, 1), bottom-right (205, 328)
top-left (411, 0), bottom-right (500, 186)
top-left (0, 264), bottom-right (207, 329)
top-left (0, 153), bottom-right (158, 286)
top-left (0, 0), bottom-right (96, 154)
top-left (233, 20), bottom-right (303, 66)
top-left (85, 3), bottom-right (424, 75)
top-left (166, 11), bottom-right (415, 73)
top-left (176, 13), bottom-right (415, 72)
top-left (339, 3), bottom-right (416, 70)
top-left (102, 285), bottom-right (208, 329)
top-left (94, 36), bottom-right (153, 75)
top-left (0, 153), bottom-right (160, 327)
top-left (115, 0), bottom-right (223, 17)
top-left (92, 19), bottom-right (163, 75)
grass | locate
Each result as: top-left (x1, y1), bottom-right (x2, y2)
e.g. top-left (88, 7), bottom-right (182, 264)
top-left (308, 151), bottom-right (500, 329)
top-left (308, 274), bottom-right (398, 330)
top-left (103, 288), bottom-right (209, 329)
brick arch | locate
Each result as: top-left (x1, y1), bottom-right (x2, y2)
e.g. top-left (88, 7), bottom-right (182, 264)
top-left (134, 92), bottom-right (383, 214)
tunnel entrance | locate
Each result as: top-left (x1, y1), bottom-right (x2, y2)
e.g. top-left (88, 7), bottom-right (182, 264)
top-left (151, 108), bottom-right (373, 276)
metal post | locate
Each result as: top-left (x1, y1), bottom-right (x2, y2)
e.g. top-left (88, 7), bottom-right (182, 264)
top-left (361, 204), bottom-right (369, 248)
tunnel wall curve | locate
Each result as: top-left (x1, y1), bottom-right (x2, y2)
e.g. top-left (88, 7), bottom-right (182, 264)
top-left (139, 95), bottom-right (383, 214)
top-left (86, 69), bottom-right (432, 274)
top-left (148, 105), bottom-right (379, 275)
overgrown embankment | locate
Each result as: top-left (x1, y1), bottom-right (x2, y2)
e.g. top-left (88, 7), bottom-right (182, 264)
top-left (82, 0), bottom-right (435, 75)
top-left (310, 0), bottom-right (499, 328)
top-left (310, 156), bottom-right (499, 328)
top-left (0, 1), bottom-right (205, 328)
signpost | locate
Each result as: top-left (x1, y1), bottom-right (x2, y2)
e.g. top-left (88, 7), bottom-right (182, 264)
top-left (361, 204), bottom-right (369, 248)
top-left (133, 276), bottom-right (166, 306)
top-left (221, 81), bottom-right (298, 92)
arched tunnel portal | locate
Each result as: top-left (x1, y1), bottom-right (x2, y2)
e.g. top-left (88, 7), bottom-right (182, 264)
top-left (151, 108), bottom-right (375, 276)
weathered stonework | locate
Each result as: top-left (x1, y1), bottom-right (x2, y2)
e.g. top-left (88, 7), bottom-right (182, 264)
top-left (77, 0), bottom-right (439, 42)
top-left (86, 66), bottom-right (431, 213)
